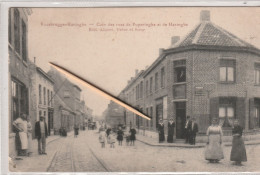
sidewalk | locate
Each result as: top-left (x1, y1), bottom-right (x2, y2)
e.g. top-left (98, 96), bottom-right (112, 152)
top-left (10, 131), bottom-right (73, 172)
top-left (136, 134), bottom-right (260, 148)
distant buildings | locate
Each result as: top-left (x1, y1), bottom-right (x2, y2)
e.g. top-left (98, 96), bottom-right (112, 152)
top-left (112, 10), bottom-right (260, 140)
top-left (104, 101), bottom-right (125, 128)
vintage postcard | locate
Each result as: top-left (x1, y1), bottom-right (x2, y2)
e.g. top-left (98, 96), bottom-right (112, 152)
top-left (6, 7), bottom-right (260, 173)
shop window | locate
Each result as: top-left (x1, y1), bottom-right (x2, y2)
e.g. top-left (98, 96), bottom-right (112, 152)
top-left (11, 79), bottom-right (28, 132)
top-left (218, 98), bottom-right (236, 127)
top-left (219, 59), bottom-right (235, 82)
top-left (174, 60), bottom-right (186, 83)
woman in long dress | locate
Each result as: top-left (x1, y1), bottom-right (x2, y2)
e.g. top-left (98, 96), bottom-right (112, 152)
top-left (230, 119), bottom-right (247, 166)
top-left (27, 116), bottom-right (33, 156)
top-left (205, 118), bottom-right (224, 163)
top-left (167, 118), bottom-right (175, 143)
top-left (158, 119), bottom-right (165, 143)
top-left (13, 114), bottom-right (28, 156)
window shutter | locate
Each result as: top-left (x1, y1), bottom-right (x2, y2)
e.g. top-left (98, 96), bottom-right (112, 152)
top-left (236, 98), bottom-right (245, 128)
top-left (249, 98), bottom-right (255, 129)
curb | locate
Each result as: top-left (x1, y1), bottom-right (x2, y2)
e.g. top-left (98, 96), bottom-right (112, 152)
top-left (137, 139), bottom-right (260, 148)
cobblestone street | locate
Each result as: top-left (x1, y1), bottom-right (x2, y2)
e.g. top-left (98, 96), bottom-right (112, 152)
top-left (12, 130), bottom-right (260, 172)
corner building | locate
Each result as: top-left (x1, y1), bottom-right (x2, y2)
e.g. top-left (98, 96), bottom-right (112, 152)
top-left (121, 10), bottom-right (260, 139)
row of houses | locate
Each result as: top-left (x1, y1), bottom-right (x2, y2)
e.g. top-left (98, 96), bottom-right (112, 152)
top-left (8, 8), bottom-right (93, 157)
top-left (106, 10), bottom-right (260, 140)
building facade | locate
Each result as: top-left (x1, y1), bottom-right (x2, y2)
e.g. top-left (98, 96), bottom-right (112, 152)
top-left (28, 61), bottom-right (54, 137)
top-left (48, 68), bottom-right (85, 132)
top-left (117, 10), bottom-right (260, 140)
top-left (8, 8), bottom-right (32, 157)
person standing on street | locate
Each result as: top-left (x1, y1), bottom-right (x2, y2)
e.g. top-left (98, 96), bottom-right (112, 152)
top-left (27, 115), bottom-right (33, 156)
top-left (230, 119), bottom-right (247, 166)
top-left (117, 127), bottom-right (124, 146)
top-left (205, 118), bottom-right (224, 163)
top-left (184, 116), bottom-right (191, 144)
top-left (74, 124), bottom-right (79, 138)
top-left (129, 126), bottom-right (137, 146)
top-left (99, 128), bottom-right (106, 148)
top-left (189, 117), bottom-right (199, 145)
top-left (158, 119), bottom-right (165, 143)
top-left (13, 113), bottom-right (28, 156)
top-left (167, 118), bottom-right (175, 143)
top-left (35, 116), bottom-right (48, 155)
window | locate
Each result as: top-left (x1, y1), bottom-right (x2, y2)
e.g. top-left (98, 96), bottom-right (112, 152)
top-left (22, 20), bottom-right (27, 62)
top-left (140, 81), bottom-right (143, 99)
top-left (47, 89), bottom-right (50, 106)
top-left (51, 91), bottom-right (53, 107)
top-left (8, 9), bottom-right (12, 44)
top-left (173, 84), bottom-right (186, 99)
top-left (150, 77), bottom-right (153, 94)
top-left (43, 87), bottom-right (46, 105)
top-left (64, 90), bottom-right (70, 98)
top-left (155, 72), bottom-right (159, 91)
top-left (219, 98), bottom-right (235, 127)
top-left (39, 84), bottom-right (42, 104)
top-left (255, 106), bottom-right (260, 128)
top-left (14, 8), bottom-right (20, 54)
top-left (146, 80), bottom-right (149, 97)
top-left (135, 85), bottom-right (138, 100)
top-left (11, 79), bottom-right (28, 132)
top-left (219, 59), bottom-right (235, 82)
top-left (254, 63), bottom-right (260, 85)
top-left (174, 60), bottom-right (186, 82)
top-left (161, 67), bottom-right (165, 88)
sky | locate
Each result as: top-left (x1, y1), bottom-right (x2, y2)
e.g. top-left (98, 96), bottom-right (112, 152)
top-left (28, 7), bottom-right (260, 116)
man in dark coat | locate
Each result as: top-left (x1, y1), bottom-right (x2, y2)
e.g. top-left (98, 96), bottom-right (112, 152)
top-left (184, 116), bottom-right (191, 144)
top-left (167, 118), bottom-right (175, 143)
top-left (189, 117), bottom-right (199, 145)
top-left (35, 116), bottom-right (48, 155)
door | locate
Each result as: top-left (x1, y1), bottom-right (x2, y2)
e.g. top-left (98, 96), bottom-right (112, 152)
top-left (156, 103), bottom-right (163, 129)
top-left (48, 110), bottom-right (53, 135)
top-left (175, 102), bottom-right (186, 139)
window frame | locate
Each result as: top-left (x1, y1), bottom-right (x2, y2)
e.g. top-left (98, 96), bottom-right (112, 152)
top-left (219, 59), bottom-right (236, 83)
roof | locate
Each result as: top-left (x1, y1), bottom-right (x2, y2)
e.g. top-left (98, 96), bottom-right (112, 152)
top-left (55, 94), bottom-right (73, 112)
top-left (173, 22), bottom-right (256, 49)
top-left (36, 67), bottom-right (55, 84)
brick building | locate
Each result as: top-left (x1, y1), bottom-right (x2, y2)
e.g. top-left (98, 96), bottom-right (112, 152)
top-left (48, 68), bottom-right (84, 132)
top-left (8, 8), bottom-right (32, 157)
top-left (117, 10), bottom-right (260, 140)
top-left (28, 61), bottom-right (54, 137)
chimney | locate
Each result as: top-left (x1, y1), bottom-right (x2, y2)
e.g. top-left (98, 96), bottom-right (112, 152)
top-left (34, 57), bottom-right (36, 64)
top-left (200, 10), bottom-right (210, 22)
top-left (135, 69), bottom-right (139, 76)
top-left (159, 48), bottom-right (164, 55)
top-left (171, 36), bottom-right (180, 45)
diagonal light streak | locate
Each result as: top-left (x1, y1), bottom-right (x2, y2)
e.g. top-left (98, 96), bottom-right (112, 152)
top-left (49, 62), bottom-right (150, 120)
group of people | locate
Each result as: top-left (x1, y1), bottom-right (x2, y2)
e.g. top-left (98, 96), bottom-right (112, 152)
top-left (158, 116), bottom-right (199, 145)
top-left (205, 118), bottom-right (247, 166)
top-left (99, 126), bottom-right (137, 148)
top-left (13, 114), bottom-right (48, 157)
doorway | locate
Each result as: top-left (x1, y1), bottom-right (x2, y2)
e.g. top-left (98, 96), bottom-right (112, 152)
top-left (156, 103), bottom-right (163, 129)
top-left (175, 102), bottom-right (186, 139)
top-left (48, 109), bottom-right (54, 136)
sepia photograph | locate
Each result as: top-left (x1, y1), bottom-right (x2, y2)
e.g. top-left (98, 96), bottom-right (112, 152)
top-left (7, 7), bottom-right (260, 173)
